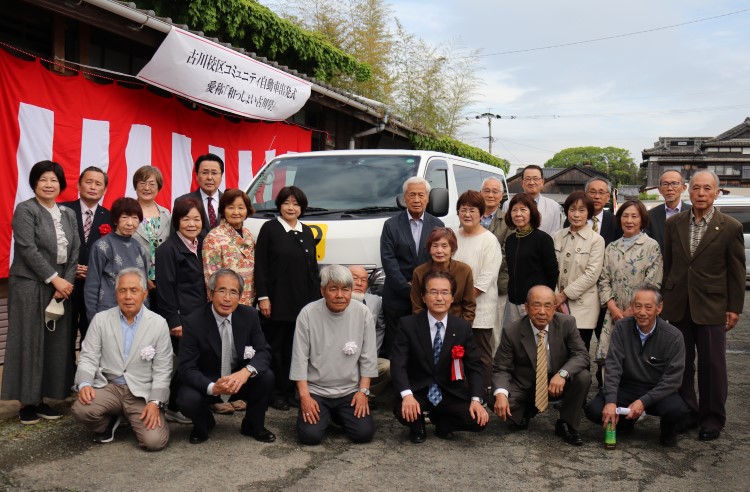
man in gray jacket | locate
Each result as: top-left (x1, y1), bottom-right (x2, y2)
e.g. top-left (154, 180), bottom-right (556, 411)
top-left (72, 268), bottom-right (172, 451)
top-left (584, 283), bottom-right (689, 447)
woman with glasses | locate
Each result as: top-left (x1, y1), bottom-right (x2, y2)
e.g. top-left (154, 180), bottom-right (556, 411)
top-left (552, 191), bottom-right (605, 351)
top-left (410, 227), bottom-right (476, 323)
top-left (155, 198), bottom-right (207, 423)
top-left (504, 192), bottom-right (559, 324)
top-left (132, 166), bottom-right (171, 307)
top-left (452, 190), bottom-right (502, 395)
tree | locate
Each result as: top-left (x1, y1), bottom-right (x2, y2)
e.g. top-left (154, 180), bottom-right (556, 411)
top-left (544, 146), bottom-right (639, 185)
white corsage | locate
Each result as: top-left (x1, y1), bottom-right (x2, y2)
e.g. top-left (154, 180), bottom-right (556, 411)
top-left (140, 345), bottom-right (156, 361)
top-left (343, 341), bottom-right (358, 356)
top-left (244, 346), bottom-right (256, 360)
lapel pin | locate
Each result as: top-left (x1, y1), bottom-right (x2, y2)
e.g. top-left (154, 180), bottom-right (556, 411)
top-left (715, 226), bottom-right (719, 230)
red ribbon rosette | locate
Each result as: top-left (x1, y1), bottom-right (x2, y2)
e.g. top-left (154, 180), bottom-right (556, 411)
top-left (99, 224), bottom-right (112, 236)
top-left (451, 345), bottom-right (465, 381)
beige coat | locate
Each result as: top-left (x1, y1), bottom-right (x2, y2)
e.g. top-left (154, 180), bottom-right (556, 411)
top-left (553, 226), bottom-right (605, 329)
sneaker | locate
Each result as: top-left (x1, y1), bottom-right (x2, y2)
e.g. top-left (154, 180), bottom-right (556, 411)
top-left (165, 409), bottom-right (192, 424)
top-left (19, 406), bottom-right (40, 425)
top-left (93, 415), bottom-right (122, 444)
top-left (35, 403), bottom-right (63, 420)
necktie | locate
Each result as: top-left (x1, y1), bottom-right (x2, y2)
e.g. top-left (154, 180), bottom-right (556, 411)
top-left (83, 210), bottom-right (93, 243)
top-left (220, 319), bottom-right (232, 402)
top-left (207, 196), bottom-right (217, 229)
top-left (592, 216), bottom-right (599, 233)
top-left (427, 321), bottom-right (443, 406)
top-left (535, 330), bottom-right (548, 413)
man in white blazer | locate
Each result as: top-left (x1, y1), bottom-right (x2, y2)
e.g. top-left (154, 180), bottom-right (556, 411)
top-left (72, 268), bottom-right (173, 451)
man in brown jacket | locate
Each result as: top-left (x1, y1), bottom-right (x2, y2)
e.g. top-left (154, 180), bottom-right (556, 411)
top-left (662, 169), bottom-right (745, 441)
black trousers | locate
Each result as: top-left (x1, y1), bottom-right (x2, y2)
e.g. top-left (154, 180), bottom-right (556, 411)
top-left (296, 392), bottom-right (375, 445)
top-left (584, 386), bottom-right (689, 430)
top-left (262, 320), bottom-right (296, 397)
top-left (69, 278), bottom-right (89, 356)
top-left (382, 304), bottom-right (411, 359)
top-left (394, 389), bottom-right (486, 434)
top-left (505, 370), bottom-right (590, 428)
top-left (177, 369), bottom-right (274, 438)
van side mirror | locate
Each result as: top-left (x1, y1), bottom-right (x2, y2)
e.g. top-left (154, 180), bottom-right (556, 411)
top-left (427, 188), bottom-right (449, 217)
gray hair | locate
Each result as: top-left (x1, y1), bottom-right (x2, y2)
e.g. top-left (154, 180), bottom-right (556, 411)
top-left (658, 169), bottom-right (685, 184)
top-left (584, 177), bottom-right (611, 193)
top-left (632, 282), bottom-right (662, 305)
top-left (207, 268), bottom-right (245, 294)
top-left (402, 176), bottom-right (431, 195)
top-left (689, 169), bottom-right (720, 189)
top-left (115, 267), bottom-right (148, 291)
top-left (481, 176), bottom-right (503, 189)
top-left (319, 264), bottom-right (354, 289)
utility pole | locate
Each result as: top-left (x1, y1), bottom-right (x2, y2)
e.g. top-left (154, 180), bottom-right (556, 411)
top-left (466, 112), bottom-right (516, 154)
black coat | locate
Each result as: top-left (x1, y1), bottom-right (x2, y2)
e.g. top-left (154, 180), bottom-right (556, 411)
top-left (59, 200), bottom-right (111, 265)
top-left (254, 219), bottom-right (321, 322)
top-left (179, 304), bottom-right (272, 391)
top-left (645, 202), bottom-right (691, 253)
top-left (390, 311), bottom-right (484, 401)
top-left (154, 234), bottom-right (206, 329)
top-left (505, 228), bottom-right (559, 305)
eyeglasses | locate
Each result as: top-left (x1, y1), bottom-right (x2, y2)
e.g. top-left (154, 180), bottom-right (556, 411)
top-left (659, 181), bottom-right (682, 189)
top-left (458, 208), bottom-right (479, 215)
top-left (426, 290), bottom-right (452, 297)
top-left (214, 288), bottom-right (240, 298)
top-left (523, 177), bottom-right (542, 182)
top-left (587, 190), bottom-right (610, 196)
top-left (199, 171), bottom-right (222, 178)
top-left (481, 189), bottom-right (502, 195)
top-left (137, 181), bottom-right (158, 189)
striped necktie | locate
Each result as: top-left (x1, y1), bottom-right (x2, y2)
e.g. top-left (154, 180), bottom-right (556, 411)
top-left (535, 330), bottom-right (548, 413)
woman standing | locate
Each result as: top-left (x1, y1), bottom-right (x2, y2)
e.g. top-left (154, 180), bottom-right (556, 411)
top-left (255, 186), bottom-right (320, 410)
top-left (504, 193), bottom-right (559, 324)
top-left (85, 197), bottom-right (149, 321)
top-left (452, 191), bottom-right (502, 395)
top-left (596, 200), bottom-right (663, 362)
top-left (132, 166), bottom-right (171, 301)
top-left (156, 198), bottom-right (207, 422)
top-left (410, 227), bottom-right (476, 323)
top-left (553, 191), bottom-right (605, 351)
top-left (2, 161), bottom-right (80, 424)
top-left (202, 189), bottom-right (256, 306)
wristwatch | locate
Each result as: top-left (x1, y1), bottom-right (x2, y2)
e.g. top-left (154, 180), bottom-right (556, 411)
top-left (358, 387), bottom-right (371, 396)
top-left (149, 400), bottom-right (166, 410)
top-left (558, 369), bottom-right (569, 380)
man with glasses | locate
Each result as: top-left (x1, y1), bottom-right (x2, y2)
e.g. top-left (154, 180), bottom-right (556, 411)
top-left (177, 269), bottom-right (276, 444)
top-left (583, 177), bottom-right (622, 246)
top-left (174, 153), bottom-right (225, 238)
top-left (646, 170), bottom-right (690, 252)
top-left (504, 165), bottom-right (563, 234)
top-left (391, 270), bottom-right (489, 443)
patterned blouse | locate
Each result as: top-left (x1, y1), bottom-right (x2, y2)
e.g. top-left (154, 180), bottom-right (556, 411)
top-left (202, 220), bottom-right (256, 306)
top-left (595, 232), bottom-right (663, 361)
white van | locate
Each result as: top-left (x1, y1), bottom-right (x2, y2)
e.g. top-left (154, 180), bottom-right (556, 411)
top-left (243, 150), bottom-right (508, 286)
top-left (712, 196), bottom-right (750, 285)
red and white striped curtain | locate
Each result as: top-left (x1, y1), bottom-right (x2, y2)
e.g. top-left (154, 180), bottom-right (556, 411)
top-left (0, 48), bottom-right (312, 277)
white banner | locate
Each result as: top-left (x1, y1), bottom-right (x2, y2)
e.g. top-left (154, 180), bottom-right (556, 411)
top-left (137, 27), bottom-right (311, 121)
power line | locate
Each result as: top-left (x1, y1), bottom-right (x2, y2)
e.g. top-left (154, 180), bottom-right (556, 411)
top-left (454, 8), bottom-right (750, 60)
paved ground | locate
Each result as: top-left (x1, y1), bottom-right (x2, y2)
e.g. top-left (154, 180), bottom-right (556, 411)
top-left (2, 295), bottom-right (750, 492)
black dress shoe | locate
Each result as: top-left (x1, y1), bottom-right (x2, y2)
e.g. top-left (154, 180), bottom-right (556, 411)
top-left (509, 415), bottom-right (530, 431)
top-left (435, 427), bottom-right (454, 440)
top-left (660, 428), bottom-right (678, 447)
top-left (698, 427), bottom-right (721, 441)
top-left (241, 427), bottom-right (276, 443)
top-left (409, 418), bottom-right (427, 444)
top-left (189, 430), bottom-right (209, 444)
top-left (617, 419), bottom-right (635, 436)
top-left (270, 398), bottom-right (290, 411)
top-left (677, 416), bottom-right (699, 434)
top-left (555, 419), bottom-right (583, 446)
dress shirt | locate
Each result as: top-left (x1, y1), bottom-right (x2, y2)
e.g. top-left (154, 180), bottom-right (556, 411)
top-left (400, 311), bottom-right (447, 399)
top-left (79, 199), bottom-right (99, 217)
top-left (665, 202), bottom-right (683, 220)
top-left (199, 188), bottom-right (220, 223)
top-left (637, 321), bottom-right (657, 346)
top-left (480, 209), bottom-right (497, 229)
top-left (409, 212), bottom-right (425, 254)
top-left (493, 320), bottom-right (549, 398)
top-left (587, 210), bottom-right (605, 235)
top-left (689, 206), bottom-right (715, 256)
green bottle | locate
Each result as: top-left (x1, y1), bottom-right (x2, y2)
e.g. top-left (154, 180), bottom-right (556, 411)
top-left (605, 422), bottom-right (616, 449)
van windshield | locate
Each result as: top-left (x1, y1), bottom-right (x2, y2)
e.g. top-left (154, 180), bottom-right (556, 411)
top-left (247, 154), bottom-right (421, 214)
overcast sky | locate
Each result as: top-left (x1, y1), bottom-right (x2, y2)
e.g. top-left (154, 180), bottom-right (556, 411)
top-left (389, 0), bottom-right (750, 174)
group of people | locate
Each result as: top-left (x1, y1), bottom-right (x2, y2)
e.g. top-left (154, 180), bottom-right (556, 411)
top-left (1, 158), bottom-right (743, 451)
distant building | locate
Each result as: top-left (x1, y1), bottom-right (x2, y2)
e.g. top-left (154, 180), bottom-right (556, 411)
top-left (642, 117), bottom-right (750, 188)
top-left (507, 165), bottom-right (609, 204)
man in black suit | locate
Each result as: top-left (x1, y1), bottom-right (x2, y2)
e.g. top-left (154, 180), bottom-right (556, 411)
top-left (178, 269), bottom-right (276, 444)
top-left (391, 270), bottom-right (489, 443)
top-left (60, 166), bottom-right (110, 350)
top-left (492, 285), bottom-right (590, 445)
top-left (645, 170), bottom-right (690, 253)
top-left (173, 153), bottom-right (224, 238)
top-left (380, 177), bottom-right (444, 357)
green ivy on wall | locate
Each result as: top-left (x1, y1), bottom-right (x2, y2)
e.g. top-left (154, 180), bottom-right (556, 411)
top-left (411, 134), bottom-right (510, 173)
